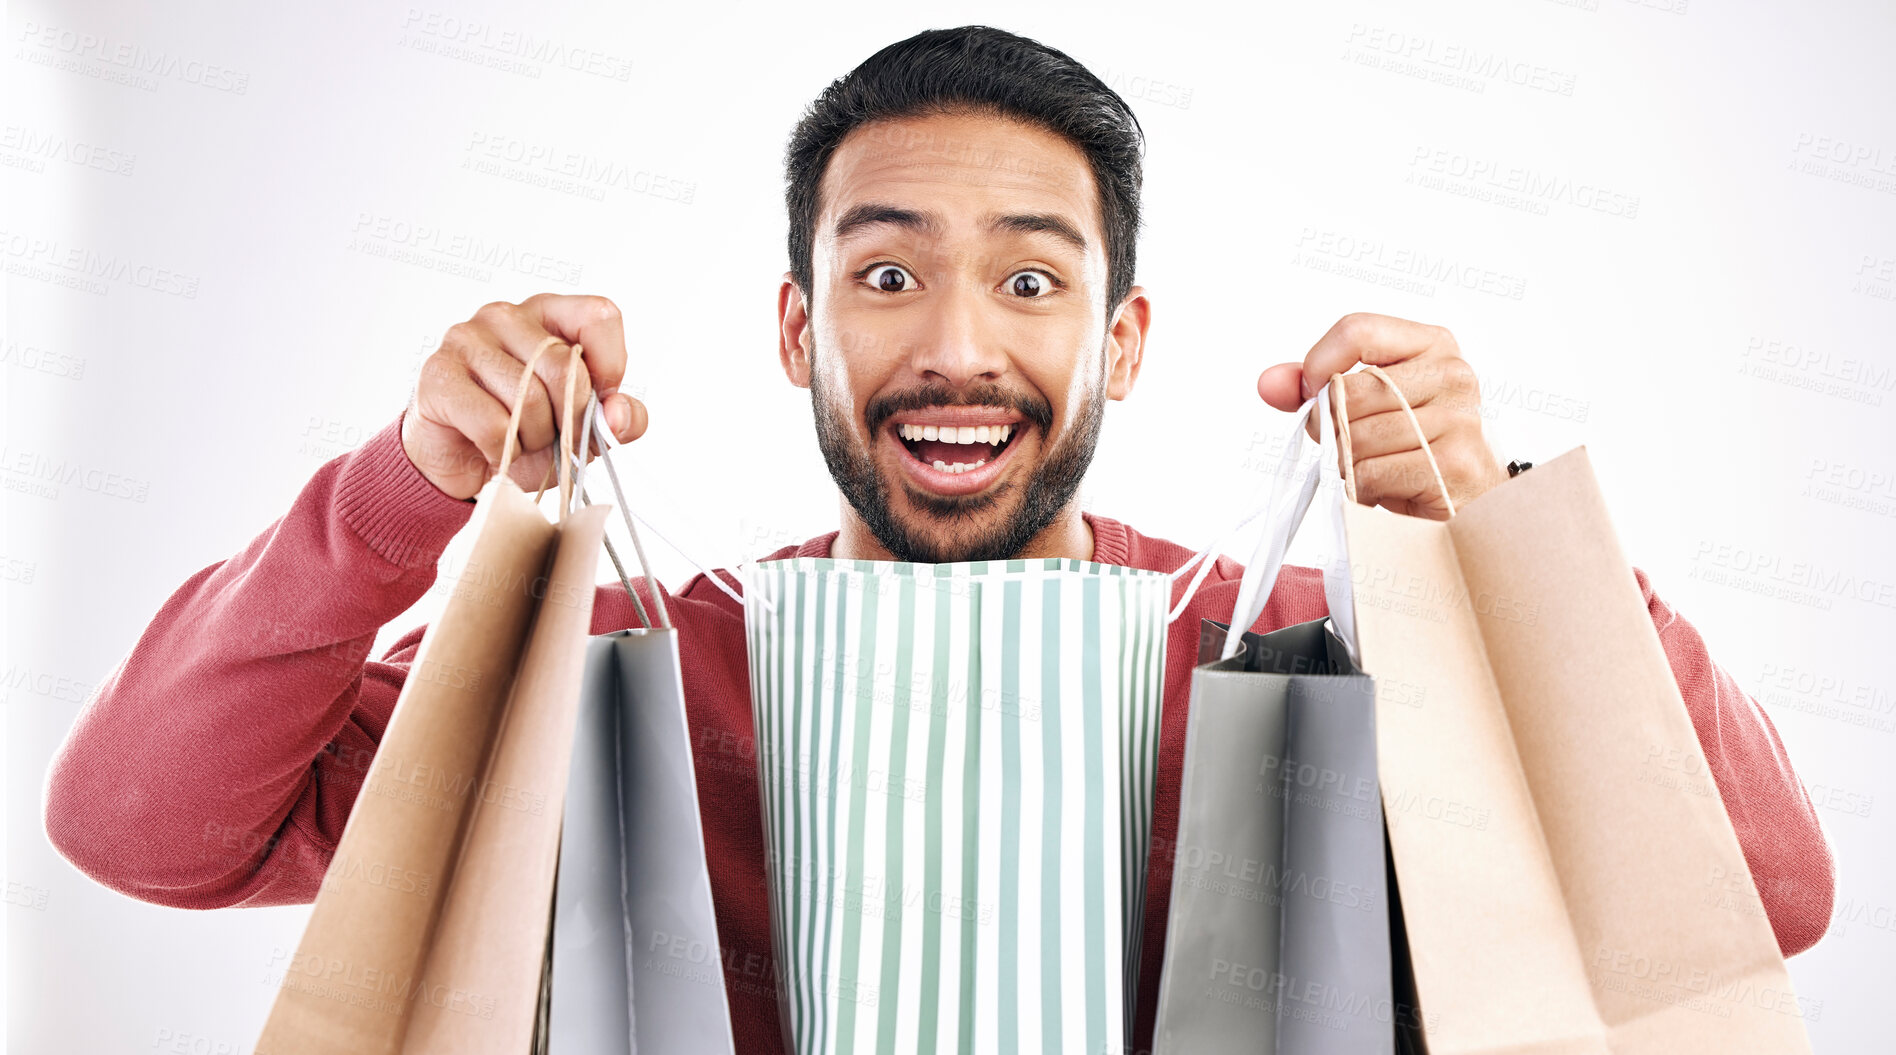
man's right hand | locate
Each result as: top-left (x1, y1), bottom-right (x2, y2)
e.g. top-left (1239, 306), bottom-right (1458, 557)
top-left (401, 294), bottom-right (649, 500)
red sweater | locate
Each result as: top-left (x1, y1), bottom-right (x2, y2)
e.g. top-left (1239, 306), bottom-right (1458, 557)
top-left (43, 417), bottom-right (1834, 1053)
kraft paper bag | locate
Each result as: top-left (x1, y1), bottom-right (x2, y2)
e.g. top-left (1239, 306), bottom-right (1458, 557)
top-left (255, 342), bottom-right (609, 1055)
top-left (1152, 616), bottom-right (1392, 1055)
top-left (1344, 446), bottom-right (1816, 1054)
top-left (547, 628), bottom-right (737, 1054)
top-left (742, 557), bottom-right (1171, 1055)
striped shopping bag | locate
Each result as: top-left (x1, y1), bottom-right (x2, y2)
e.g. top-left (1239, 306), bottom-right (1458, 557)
top-left (743, 557), bottom-right (1171, 1055)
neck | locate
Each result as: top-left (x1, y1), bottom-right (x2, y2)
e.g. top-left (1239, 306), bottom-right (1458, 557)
top-left (831, 502), bottom-right (1095, 563)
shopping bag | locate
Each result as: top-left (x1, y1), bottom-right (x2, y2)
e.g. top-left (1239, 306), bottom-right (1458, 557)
top-left (547, 625), bottom-right (737, 1054)
top-left (1335, 374), bottom-right (1816, 1052)
top-left (1152, 380), bottom-right (1392, 1055)
top-left (1152, 617), bottom-right (1391, 1054)
top-left (255, 342), bottom-right (608, 1055)
top-left (742, 557), bottom-right (1171, 1054)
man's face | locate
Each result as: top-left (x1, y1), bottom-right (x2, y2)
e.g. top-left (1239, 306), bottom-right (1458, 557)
top-left (783, 111), bottom-right (1142, 563)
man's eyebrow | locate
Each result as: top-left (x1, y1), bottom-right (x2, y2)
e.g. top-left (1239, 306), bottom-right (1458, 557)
top-left (831, 204), bottom-right (1090, 256)
top-left (832, 202), bottom-right (942, 242)
top-left (987, 212), bottom-right (1089, 254)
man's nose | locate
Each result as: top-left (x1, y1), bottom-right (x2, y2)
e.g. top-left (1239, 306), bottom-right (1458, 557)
top-left (905, 280), bottom-right (1007, 387)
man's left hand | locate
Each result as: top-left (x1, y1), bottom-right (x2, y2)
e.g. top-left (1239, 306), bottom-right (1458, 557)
top-left (1257, 312), bottom-right (1509, 520)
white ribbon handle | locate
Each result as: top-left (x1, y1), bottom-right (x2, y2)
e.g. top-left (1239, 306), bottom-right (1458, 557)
top-left (572, 403), bottom-right (771, 618)
top-left (1318, 385), bottom-right (1359, 665)
top-left (1216, 381), bottom-right (1346, 660)
top-left (1165, 379), bottom-right (1360, 663)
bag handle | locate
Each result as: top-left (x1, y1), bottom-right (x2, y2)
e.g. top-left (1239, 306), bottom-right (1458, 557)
top-left (1210, 378), bottom-right (1345, 659)
top-left (1168, 365), bottom-right (1447, 660)
top-left (1166, 378), bottom-right (1338, 633)
top-left (1336, 363), bottom-right (1456, 518)
top-left (497, 335), bottom-right (587, 523)
top-left (558, 392), bottom-right (672, 630)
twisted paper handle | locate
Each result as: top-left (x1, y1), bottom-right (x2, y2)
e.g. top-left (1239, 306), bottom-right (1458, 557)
top-left (1332, 364), bottom-right (1457, 518)
top-left (496, 335), bottom-right (586, 521)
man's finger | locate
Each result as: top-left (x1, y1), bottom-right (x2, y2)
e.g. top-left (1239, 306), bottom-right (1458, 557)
top-left (611, 394), bottom-right (650, 444)
top-left (1351, 448), bottom-right (1455, 520)
top-left (485, 308), bottom-right (599, 434)
top-left (420, 369), bottom-right (512, 473)
top-left (1342, 405), bottom-right (1454, 463)
top-left (1299, 312), bottom-right (1453, 400)
top-left (1257, 362), bottom-right (1306, 412)
top-left (524, 293), bottom-right (629, 398)
top-left (464, 339), bottom-right (560, 455)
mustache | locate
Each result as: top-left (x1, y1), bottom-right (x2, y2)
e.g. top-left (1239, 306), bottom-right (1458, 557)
top-left (865, 381), bottom-right (1055, 436)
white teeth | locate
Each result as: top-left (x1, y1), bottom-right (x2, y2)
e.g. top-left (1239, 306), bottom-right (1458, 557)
top-left (903, 423), bottom-right (1014, 447)
top-left (929, 459), bottom-right (989, 475)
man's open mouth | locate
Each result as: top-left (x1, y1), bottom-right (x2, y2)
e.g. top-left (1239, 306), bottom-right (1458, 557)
top-left (896, 421), bottom-right (1018, 473)
top-left (887, 414), bottom-right (1025, 496)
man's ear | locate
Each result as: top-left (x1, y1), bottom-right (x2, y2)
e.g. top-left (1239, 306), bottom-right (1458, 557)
top-left (779, 273), bottom-right (813, 389)
top-left (1105, 285), bottom-right (1151, 400)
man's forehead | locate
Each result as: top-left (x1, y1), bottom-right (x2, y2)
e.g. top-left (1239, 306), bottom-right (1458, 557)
top-left (816, 112), bottom-right (1102, 246)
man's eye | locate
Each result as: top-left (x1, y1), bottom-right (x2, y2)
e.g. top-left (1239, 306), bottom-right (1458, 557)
top-left (866, 264), bottom-right (916, 293)
top-left (1005, 270), bottom-right (1053, 298)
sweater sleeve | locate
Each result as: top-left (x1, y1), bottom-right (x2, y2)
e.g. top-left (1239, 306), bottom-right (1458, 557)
top-left (1633, 568), bottom-right (1836, 958)
top-left (41, 414), bottom-right (474, 909)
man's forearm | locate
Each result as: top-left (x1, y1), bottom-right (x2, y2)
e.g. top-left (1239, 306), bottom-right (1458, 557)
top-left (42, 415), bottom-right (471, 907)
top-left (1637, 567), bottom-right (1836, 957)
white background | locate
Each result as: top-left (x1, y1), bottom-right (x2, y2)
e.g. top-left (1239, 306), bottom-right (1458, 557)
top-left (6, 0), bottom-right (1894, 1051)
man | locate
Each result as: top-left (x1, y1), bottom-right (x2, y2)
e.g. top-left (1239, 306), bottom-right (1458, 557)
top-left (44, 26), bottom-right (1832, 1054)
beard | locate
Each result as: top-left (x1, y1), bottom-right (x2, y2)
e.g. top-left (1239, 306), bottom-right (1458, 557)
top-left (809, 341), bottom-right (1107, 564)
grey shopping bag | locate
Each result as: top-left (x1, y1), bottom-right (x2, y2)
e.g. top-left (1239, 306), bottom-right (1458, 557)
top-left (540, 396), bottom-right (737, 1055)
top-left (546, 629), bottom-right (736, 1054)
top-left (1151, 377), bottom-right (1393, 1054)
top-left (1150, 616), bottom-right (1393, 1054)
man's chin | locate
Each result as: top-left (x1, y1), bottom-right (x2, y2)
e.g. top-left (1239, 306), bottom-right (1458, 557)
top-left (900, 478), bottom-right (1008, 519)
top-left (881, 490), bottom-right (1026, 564)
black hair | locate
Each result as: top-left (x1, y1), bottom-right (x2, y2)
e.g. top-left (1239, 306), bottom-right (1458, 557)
top-left (785, 26), bottom-right (1145, 317)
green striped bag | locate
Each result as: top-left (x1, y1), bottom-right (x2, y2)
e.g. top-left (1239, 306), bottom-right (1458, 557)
top-left (742, 557), bottom-right (1171, 1054)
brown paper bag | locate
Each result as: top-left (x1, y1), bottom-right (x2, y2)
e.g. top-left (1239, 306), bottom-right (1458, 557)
top-left (256, 341), bottom-right (609, 1055)
top-left (1335, 374), bottom-right (1813, 1053)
